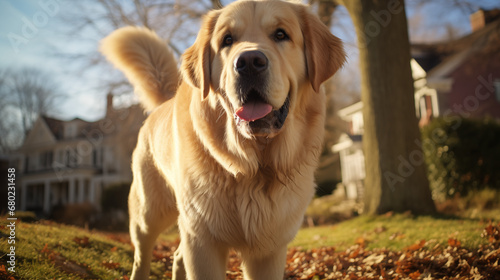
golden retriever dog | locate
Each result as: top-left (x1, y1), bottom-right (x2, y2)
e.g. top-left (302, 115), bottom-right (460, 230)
top-left (101, 0), bottom-right (345, 279)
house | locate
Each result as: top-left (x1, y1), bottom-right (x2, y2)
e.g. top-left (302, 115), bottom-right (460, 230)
top-left (12, 94), bottom-right (146, 215)
top-left (333, 9), bottom-right (500, 200)
top-left (412, 9), bottom-right (500, 125)
top-left (332, 103), bottom-right (364, 200)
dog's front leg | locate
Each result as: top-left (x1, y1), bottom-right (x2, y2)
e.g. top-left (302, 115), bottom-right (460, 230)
top-left (241, 245), bottom-right (288, 280)
top-left (172, 247), bottom-right (186, 280)
top-left (177, 229), bottom-right (229, 280)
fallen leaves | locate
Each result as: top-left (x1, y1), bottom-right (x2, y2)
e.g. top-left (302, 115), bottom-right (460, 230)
top-left (101, 260), bottom-right (120, 269)
top-left (389, 232), bottom-right (405, 241)
top-left (408, 270), bottom-right (421, 279)
top-left (281, 240), bottom-right (499, 279)
top-left (0, 265), bottom-right (16, 280)
top-left (39, 243), bottom-right (97, 279)
top-left (37, 236), bottom-right (128, 278)
top-left (354, 237), bottom-right (368, 248)
top-left (135, 223), bottom-right (500, 279)
top-left (11, 222), bottom-right (498, 279)
top-left (448, 238), bottom-right (461, 248)
top-left (405, 239), bottom-right (426, 252)
top-left (73, 236), bottom-right (90, 247)
top-left (482, 222), bottom-right (500, 246)
top-left (284, 223), bottom-right (500, 279)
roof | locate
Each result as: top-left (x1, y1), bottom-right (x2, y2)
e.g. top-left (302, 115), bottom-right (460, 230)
top-left (411, 44), bottom-right (448, 73)
top-left (331, 133), bottom-right (363, 153)
top-left (42, 116), bottom-right (65, 140)
top-left (411, 12), bottom-right (500, 76)
top-left (337, 101), bottom-right (362, 120)
top-left (40, 104), bottom-right (143, 141)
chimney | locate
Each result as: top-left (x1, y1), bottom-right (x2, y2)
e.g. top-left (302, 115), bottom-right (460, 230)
top-left (470, 9), bottom-right (500, 32)
top-left (470, 10), bottom-right (486, 32)
top-left (106, 92), bottom-right (114, 116)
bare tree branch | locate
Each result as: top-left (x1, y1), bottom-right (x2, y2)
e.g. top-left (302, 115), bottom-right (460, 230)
top-left (309, 0), bottom-right (340, 26)
top-left (211, 0), bottom-right (223, 10)
top-left (0, 68), bottom-right (64, 153)
top-left (55, 0), bottom-right (221, 99)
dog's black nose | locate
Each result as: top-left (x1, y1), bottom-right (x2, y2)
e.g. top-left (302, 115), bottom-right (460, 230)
top-left (234, 51), bottom-right (268, 75)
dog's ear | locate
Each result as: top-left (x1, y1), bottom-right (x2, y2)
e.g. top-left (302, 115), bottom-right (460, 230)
top-left (181, 10), bottom-right (220, 100)
top-left (300, 8), bottom-right (346, 92)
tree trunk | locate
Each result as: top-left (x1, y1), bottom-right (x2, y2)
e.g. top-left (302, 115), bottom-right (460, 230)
top-left (314, 0), bottom-right (339, 27)
top-left (210, 0), bottom-right (223, 9)
top-left (343, 0), bottom-right (436, 215)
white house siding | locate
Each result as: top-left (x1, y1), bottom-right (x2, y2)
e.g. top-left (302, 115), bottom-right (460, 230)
top-left (14, 98), bottom-right (145, 215)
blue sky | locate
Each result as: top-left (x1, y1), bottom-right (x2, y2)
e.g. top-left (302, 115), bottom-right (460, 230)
top-left (0, 0), bottom-right (108, 120)
top-left (1, 0), bottom-right (499, 121)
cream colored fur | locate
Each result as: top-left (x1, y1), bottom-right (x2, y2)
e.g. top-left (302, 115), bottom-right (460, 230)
top-left (100, 1), bottom-right (345, 279)
top-left (100, 26), bottom-right (179, 111)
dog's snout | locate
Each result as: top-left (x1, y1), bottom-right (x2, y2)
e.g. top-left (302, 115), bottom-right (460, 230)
top-left (234, 51), bottom-right (268, 75)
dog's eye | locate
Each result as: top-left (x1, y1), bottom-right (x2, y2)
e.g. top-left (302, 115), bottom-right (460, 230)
top-left (274, 29), bottom-right (289, 41)
top-left (222, 34), bottom-right (233, 47)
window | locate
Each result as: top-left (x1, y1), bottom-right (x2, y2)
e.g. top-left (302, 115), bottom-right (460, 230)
top-left (65, 123), bottom-right (78, 139)
top-left (25, 154), bottom-right (39, 172)
top-left (58, 149), bottom-right (64, 163)
top-left (84, 180), bottom-right (91, 202)
top-left (39, 151), bottom-right (53, 169)
top-left (92, 147), bottom-right (103, 167)
top-left (64, 147), bottom-right (79, 167)
top-left (24, 156), bottom-right (30, 172)
top-left (26, 184), bottom-right (44, 208)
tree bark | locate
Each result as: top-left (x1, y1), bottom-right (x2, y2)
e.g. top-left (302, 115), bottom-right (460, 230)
top-left (343, 0), bottom-right (436, 214)
top-left (210, 0), bottom-right (223, 9)
top-left (311, 0), bottom-right (339, 27)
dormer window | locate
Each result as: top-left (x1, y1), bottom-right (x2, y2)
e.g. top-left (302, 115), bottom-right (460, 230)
top-left (65, 123), bottom-right (77, 139)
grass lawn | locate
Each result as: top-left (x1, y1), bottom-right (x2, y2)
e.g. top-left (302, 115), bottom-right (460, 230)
top-left (0, 212), bottom-right (498, 279)
top-left (0, 217), bottom-right (134, 279)
top-left (292, 212), bottom-right (493, 251)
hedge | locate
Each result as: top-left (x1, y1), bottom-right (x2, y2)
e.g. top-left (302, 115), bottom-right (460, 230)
top-left (421, 117), bottom-right (500, 200)
top-left (101, 182), bottom-right (130, 212)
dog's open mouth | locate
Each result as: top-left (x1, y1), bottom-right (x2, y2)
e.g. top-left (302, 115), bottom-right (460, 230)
top-left (233, 90), bottom-right (290, 135)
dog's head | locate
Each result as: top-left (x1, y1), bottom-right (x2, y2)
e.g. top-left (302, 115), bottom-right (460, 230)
top-left (182, 0), bottom-right (345, 139)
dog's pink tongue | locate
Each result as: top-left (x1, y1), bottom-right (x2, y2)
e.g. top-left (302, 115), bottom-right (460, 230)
top-left (236, 101), bottom-right (272, 121)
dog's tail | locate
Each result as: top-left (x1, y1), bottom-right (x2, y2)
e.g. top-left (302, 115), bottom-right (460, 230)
top-left (100, 26), bottom-right (178, 111)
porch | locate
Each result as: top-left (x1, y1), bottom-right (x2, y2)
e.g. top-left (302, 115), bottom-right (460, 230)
top-left (20, 176), bottom-right (102, 215)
